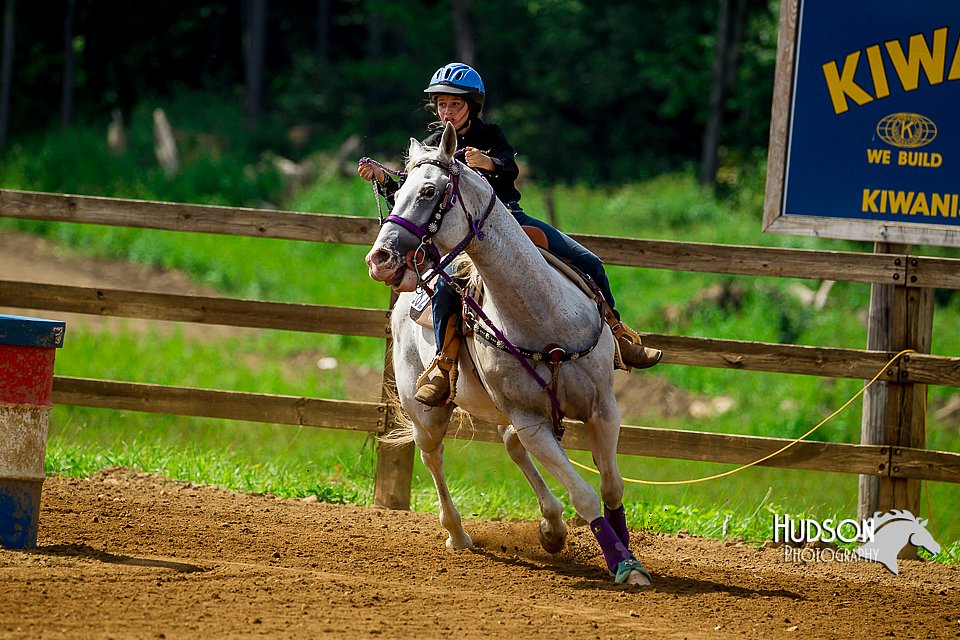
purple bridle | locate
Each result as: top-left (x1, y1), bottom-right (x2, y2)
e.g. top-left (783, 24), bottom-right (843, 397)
top-left (390, 156), bottom-right (495, 280)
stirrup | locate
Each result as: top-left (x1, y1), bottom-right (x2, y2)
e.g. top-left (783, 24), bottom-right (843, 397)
top-left (416, 324), bottom-right (461, 406)
top-left (415, 349), bottom-right (458, 407)
top-left (616, 335), bottom-right (662, 370)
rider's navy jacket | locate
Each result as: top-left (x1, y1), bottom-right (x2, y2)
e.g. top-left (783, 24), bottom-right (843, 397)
top-left (381, 117), bottom-right (522, 206)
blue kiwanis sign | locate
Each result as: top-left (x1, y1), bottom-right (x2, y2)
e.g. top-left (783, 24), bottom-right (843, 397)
top-left (764, 0), bottom-right (960, 247)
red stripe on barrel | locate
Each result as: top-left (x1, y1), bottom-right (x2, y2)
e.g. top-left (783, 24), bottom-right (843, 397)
top-left (0, 345), bottom-right (56, 406)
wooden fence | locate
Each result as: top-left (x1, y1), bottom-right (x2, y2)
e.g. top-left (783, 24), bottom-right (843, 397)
top-left (2, 188), bottom-right (959, 514)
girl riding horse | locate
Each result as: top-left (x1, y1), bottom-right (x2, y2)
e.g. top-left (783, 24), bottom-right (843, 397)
top-left (359, 62), bottom-right (661, 407)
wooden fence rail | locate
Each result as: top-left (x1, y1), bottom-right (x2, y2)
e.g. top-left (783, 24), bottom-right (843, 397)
top-left (6, 279), bottom-right (960, 385)
top-left (47, 377), bottom-right (960, 484)
top-left (2, 188), bottom-right (959, 514)
top-left (0, 280), bottom-right (390, 338)
top-left (9, 188), bottom-right (960, 287)
top-left (53, 376), bottom-right (386, 433)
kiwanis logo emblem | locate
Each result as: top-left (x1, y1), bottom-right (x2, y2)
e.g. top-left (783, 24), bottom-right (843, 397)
top-left (876, 112), bottom-right (938, 149)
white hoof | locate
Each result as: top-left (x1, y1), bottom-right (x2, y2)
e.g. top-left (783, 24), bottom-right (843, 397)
top-left (445, 532), bottom-right (474, 550)
top-left (623, 569), bottom-right (652, 587)
top-left (538, 518), bottom-right (567, 554)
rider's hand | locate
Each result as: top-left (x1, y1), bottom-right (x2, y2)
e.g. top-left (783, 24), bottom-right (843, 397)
top-left (358, 161), bottom-right (385, 184)
top-left (464, 147), bottom-right (496, 172)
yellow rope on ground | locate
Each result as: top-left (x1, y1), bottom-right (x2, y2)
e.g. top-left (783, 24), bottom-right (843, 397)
top-left (569, 349), bottom-right (917, 486)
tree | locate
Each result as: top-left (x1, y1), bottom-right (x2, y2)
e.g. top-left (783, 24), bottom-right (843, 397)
top-left (242, 0), bottom-right (267, 123)
top-left (451, 0), bottom-right (476, 66)
top-left (315, 0), bottom-right (331, 63)
top-left (700, 0), bottom-right (748, 187)
top-left (0, 0), bottom-right (14, 149)
top-left (60, 0), bottom-right (77, 128)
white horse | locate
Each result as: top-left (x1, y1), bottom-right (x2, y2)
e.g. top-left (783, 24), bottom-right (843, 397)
top-left (364, 122), bottom-right (650, 585)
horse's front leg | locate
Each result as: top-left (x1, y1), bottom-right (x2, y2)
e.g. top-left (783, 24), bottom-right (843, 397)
top-left (498, 424), bottom-right (567, 553)
top-left (418, 440), bottom-right (473, 550)
top-left (586, 399), bottom-right (651, 586)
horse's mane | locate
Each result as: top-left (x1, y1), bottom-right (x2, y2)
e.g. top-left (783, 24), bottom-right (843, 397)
top-left (450, 254), bottom-right (480, 290)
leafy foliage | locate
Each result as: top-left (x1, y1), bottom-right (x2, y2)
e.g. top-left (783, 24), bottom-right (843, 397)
top-left (2, 0), bottom-right (780, 183)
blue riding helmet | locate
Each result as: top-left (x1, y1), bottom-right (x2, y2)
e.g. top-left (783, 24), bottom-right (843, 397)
top-left (424, 63), bottom-right (485, 111)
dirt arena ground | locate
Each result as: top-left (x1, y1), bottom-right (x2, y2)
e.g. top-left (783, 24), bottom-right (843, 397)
top-left (0, 467), bottom-right (956, 639)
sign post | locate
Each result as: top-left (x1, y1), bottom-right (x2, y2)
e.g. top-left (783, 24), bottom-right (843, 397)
top-left (764, 0), bottom-right (956, 524)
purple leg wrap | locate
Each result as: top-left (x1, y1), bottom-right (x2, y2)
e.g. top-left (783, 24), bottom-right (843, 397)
top-left (590, 516), bottom-right (632, 574)
top-left (604, 504), bottom-right (629, 549)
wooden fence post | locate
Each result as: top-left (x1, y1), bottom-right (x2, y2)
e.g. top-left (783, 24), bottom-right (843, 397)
top-left (858, 242), bottom-right (898, 521)
top-left (373, 291), bottom-right (415, 509)
top-left (879, 280), bottom-right (933, 516)
top-left (859, 245), bottom-right (933, 548)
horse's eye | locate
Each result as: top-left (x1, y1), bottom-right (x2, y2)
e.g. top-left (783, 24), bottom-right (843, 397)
top-left (420, 184), bottom-right (437, 199)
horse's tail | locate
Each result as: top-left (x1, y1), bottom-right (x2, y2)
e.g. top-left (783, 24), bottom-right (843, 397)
top-left (377, 394), bottom-right (477, 447)
top-left (378, 392), bottom-right (416, 447)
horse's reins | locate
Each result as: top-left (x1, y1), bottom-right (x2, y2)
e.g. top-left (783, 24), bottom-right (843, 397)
top-left (362, 153), bottom-right (604, 440)
top-left (360, 152), bottom-right (491, 280)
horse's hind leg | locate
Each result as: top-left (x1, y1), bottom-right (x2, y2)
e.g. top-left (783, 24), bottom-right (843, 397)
top-left (586, 399), bottom-right (651, 586)
top-left (498, 424), bottom-right (567, 553)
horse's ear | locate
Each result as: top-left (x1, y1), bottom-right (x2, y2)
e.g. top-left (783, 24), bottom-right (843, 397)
top-left (439, 121), bottom-right (457, 162)
top-left (409, 137), bottom-right (425, 160)
top-left (920, 518), bottom-right (928, 527)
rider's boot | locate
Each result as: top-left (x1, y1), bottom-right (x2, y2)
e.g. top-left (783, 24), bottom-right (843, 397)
top-left (610, 320), bottom-right (662, 371)
top-left (415, 324), bottom-right (461, 407)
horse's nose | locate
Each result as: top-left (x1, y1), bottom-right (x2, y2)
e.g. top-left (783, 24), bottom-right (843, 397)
top-left (366, 247), bottom-right (394, 267)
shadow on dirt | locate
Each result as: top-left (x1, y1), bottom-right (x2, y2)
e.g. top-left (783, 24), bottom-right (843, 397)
top-left (468, 546), bottom-right (804, 599)
top-left (29, 543), bottom-right (207, 573)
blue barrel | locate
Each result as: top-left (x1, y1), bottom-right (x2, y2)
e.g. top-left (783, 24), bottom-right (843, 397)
top-left (0, 314), bottom-right (66, 549)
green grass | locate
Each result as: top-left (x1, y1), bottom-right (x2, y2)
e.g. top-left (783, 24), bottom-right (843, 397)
top-left (1, 113), bottom-right (958, 562)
